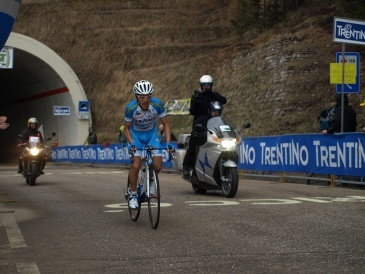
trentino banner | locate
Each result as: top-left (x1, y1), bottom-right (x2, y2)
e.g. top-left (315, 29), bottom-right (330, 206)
top-left (239, 133), bottom-right (365, 177)
top-left (51, 143), bottom-right (174, 168)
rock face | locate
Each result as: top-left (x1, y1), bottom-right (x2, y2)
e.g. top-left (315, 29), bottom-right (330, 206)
top-left (14, 0), bottom-right (365, 141)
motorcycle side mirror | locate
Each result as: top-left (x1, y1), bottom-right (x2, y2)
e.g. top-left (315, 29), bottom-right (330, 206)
top-left (242, 123), bottom-right (251, 129)
top-left (237, 123), bottom-right (251, 134)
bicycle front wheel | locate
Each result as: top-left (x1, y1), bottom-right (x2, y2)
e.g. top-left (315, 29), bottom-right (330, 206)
top-left (147, 168), bottom-right (160, 229)
top-left (127, 179), bottom-right (141, 222)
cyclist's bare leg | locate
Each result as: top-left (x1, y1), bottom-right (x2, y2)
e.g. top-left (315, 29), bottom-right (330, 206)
top-left (152, 156), bottom-right (163, 173)
top-left (128, 156), bottom-right (142, 192)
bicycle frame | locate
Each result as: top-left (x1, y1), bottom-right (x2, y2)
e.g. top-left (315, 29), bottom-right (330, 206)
top-left (126, 145), bottom-right (174, 229)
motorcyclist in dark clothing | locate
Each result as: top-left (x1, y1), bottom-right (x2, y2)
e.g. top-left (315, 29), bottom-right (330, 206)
top-left (183, 75), bottom-right (226, 177)
top-left (17, 117), bottom-right (45, 174)
top-left (325, 94), bottom-right (357, 134)
top-left (189, 75), bottom-right (227, 126)
top-left (182, 101), bottom-right (223, 178)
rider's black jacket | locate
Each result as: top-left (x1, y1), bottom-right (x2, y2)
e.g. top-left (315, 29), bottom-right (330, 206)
top-left (17, 127), bottom-right (44, 144)
top-left (189, 90), bottom-right (226, 125)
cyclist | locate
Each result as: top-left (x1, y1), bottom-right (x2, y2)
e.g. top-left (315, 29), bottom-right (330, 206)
top-left (124, 80), bottom-right (173, 209)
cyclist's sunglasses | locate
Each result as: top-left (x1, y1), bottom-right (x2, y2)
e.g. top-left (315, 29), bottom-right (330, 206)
top-left (137, 95), bottom-right (152, 100)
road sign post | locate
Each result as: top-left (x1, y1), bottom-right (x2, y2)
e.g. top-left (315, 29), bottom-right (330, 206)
top-left (78, 101), bottom-right (90, 120)
top-left (53, 106), bottom-right (71, 116)
top-left (0, 47), bottom-right (13, 69)
top-left (333, 17), bottom-right (365, 132)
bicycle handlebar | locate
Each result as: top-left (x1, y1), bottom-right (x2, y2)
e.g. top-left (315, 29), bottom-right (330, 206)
top-left (128, 145), bottom-right (175, 162)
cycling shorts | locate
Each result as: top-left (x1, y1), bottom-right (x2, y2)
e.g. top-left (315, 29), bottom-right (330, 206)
top-left (130, 127), bottom-right (163, 157)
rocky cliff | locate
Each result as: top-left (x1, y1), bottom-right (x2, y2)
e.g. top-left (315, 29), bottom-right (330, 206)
top-left (14, 0), bottom-right (365, 142)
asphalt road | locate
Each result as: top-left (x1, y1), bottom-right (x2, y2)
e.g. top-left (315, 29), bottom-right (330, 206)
top-left (0, 163), bottom-right (365, 273)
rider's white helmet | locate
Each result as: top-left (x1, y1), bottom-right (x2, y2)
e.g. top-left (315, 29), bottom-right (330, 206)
top-left (199, 75), bottom-right (213, 85)
top-left (27, 117), bottom-right (38, 127)
top-left (133, 80), bottom-right (154, 95)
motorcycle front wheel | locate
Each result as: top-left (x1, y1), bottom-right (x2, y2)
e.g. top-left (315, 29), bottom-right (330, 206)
top-left (221, 167), bottom-right (238, 198)
top-left (29, 162), bottom-right (37, 186)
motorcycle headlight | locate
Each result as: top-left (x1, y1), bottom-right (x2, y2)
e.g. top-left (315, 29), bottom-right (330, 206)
top-left (220, 138), bottom-right (237, 150)
top-left (30, 147), bottom-right (40, 156)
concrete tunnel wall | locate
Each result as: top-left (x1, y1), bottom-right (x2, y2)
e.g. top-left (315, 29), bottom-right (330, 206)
top-left (0, 32), bottom-right (90, 160)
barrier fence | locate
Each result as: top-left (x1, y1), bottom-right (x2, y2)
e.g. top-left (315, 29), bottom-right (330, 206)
top-left (51, 143), bottom-right (174, 168)
top-left (51, 133), bottom-right (365, 185)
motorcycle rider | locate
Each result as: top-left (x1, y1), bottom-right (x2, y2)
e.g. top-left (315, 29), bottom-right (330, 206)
top-left (17, 117), bottom-right (45, 174)
top-left (182, 75), bottom-right (227, 177)
top-left (182, 101), bottom-right (223, 178)
top-left (124, 80), bottom-right (174, 209)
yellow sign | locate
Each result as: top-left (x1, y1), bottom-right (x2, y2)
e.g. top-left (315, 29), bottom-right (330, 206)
top-left (330, 63), bottom-right (356, 84)
top-left (165, 98), bottom-right (190, 115)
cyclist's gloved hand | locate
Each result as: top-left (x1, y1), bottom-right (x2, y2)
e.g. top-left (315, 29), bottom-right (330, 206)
top-left (128, 144), bottom-right (136, 155)
top-left (166, 143), bottom-right (176, 152)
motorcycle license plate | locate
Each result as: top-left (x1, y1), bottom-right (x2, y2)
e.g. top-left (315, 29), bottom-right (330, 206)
top-left (29, 136), bottom-right (40, 143)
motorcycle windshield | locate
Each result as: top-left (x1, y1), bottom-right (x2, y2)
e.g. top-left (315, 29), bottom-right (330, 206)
top-left (28, 136), bottom-right (40, 147)
top-left (206, 117), bottom-right (238, 138)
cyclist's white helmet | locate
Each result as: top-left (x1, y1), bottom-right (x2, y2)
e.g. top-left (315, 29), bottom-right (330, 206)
top-left (199, 75), bottom-right (213, 85)
top-left (27, 117), bottom-right (38, 127)
top-left (133, 80), bottom-right (154, 95)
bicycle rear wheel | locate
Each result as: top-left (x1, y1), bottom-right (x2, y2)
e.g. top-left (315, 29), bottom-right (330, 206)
top-left (147, 168), bottom-right (160, 229)
top-left (127, 179), bottom-right (141, 222)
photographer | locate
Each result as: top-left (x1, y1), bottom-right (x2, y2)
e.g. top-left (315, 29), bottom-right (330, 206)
top-left (182, 75), bottom-right (226, 177)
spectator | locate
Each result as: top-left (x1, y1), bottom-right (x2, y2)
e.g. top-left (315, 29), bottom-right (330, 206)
top-left (46, 132), bottom-right (59, 147)
top-left (87, 127), bottom-right (97, 145)
top-left (317, 100), bottom-right (336, 133)
top-left (360, 99), bottom-right (365, 132)
top-left (118, 125), bottom-right (127, 143)
top-left (324, 94), bottom-right (357, 134)
top-left (0, 116), bottom-right (9, 130)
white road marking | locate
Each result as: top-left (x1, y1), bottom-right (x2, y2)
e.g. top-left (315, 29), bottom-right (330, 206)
top-left (1, 214), bottom-right (27, 248)
top-left (240, 199), bottom-right (302, 205)
top-left (16, 262), bottom-right (40, 274)
top-left (293, 197), bottom-right (331, 203)
top-left (104, 202), bottom-right (172, 213)
top-left (104, 195), bottom-right (365, 211)
top-left (185, 200), bottom-right (240, 206)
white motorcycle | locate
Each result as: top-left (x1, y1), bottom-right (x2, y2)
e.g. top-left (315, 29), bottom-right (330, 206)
top-left (182, 117), bottom-right (250, 198)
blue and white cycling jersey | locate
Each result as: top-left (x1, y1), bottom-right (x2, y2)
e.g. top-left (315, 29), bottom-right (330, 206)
top-left (124, 97), bottom-right (167, 131)
top-left (124, 97), bottom-right (167, 156)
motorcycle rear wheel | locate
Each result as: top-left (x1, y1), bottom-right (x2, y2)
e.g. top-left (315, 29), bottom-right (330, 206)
top-left (221, 167), bottom-right (238, 198)
top-left (191, 172), bottom-right (207, 194)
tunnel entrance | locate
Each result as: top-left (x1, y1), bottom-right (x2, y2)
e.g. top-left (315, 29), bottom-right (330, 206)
top-left (0, 32), bottom-right (90, 161)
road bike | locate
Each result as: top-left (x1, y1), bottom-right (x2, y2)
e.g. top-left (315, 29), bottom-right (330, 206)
top-left (124, 145), bottom-right (174, 229)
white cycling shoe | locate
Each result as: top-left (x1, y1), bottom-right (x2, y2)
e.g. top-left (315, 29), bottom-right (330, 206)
top-left (129, 195), bottom-right (139, 209)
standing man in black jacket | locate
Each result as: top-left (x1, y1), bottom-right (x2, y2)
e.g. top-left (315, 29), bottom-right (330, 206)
top-left (324, 94), bottom-right (357, 134)
top-left (182, 75), bottom-right (227, 177)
